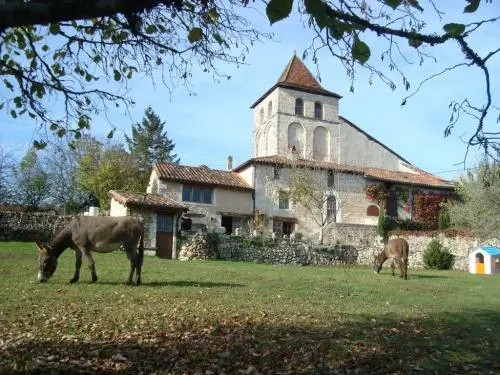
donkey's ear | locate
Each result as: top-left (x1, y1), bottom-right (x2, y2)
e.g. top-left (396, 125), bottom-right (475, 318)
top-left (35, 240), bottom-right (46, 252)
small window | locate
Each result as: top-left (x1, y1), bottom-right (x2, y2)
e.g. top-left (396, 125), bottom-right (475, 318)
top-left (273, 219), bottom-right (282, 233)
top-left (278, 191), bottom-right (290, 209)
top-left (283, 221), bottom-right (294, 235)
top-left (295, 98), bottom-right (304, 116)
top-left (259, 108), bottom-right (264, 125)
top-left (327, 171), bottom-right (334, 187)
top-left (268, 101), bottom-right (272, 119)
top-left (314, 102), bottom-right (323, 120)
top-left (366, 205), bottom-right (379, 217)
top-left (326, 196), bottom-right (336, 221)
top-left (182, 185), bottom-right (213, 204)
top-left (273, 166), bottom-right (280, 180)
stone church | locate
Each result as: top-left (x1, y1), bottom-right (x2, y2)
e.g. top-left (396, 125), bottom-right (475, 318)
top-left (110, 55), bottom-right (453, 257)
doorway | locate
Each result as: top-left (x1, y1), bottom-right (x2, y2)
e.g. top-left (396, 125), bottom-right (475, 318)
top-left (156, 214), bottom-right (173, 258)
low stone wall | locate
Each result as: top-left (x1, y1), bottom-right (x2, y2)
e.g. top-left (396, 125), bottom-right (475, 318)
top-left (178, 226), bottom-right (498, 272)
top-left (0, 211), bottom-right (73, 241)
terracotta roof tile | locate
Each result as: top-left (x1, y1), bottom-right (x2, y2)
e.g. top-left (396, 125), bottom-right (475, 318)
top-left (251, 55), bottom-right (341, 108)
top-left (154, 163), bottom-right (253, 191)
top-left (234, 156), bottom-right (453, 190)
top-left (109, 190), bottom-right (188, 211)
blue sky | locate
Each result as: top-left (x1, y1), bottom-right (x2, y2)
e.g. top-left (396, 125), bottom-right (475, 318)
top-left (1, 1), bottom-right (499, 181)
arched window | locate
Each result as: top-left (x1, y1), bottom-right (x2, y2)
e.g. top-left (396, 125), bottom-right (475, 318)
top-left (259, 108), bottom-right (264, 125)
top-left (268, 101), bottom-right (273, 119)
top-left (366, 205), bottom-right (380, 217)
top-left (295, 98), bottom-right (304, 116)
top-left (314, 102), bottom-right (323, 120)
top-left (287, 123), bottom-right (305, 157)
top-left (326, 196), bottom-right (337, 221)
top-left (313, 126), bottom-right (329, 161)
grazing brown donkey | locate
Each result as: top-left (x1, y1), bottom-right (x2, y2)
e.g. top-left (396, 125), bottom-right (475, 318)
top-left (36, 216), bottom-right (144, 285)
top-left (373, 238), bottom-right (409, 280)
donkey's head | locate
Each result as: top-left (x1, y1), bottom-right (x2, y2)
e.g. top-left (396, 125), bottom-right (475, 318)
top-left (373, 251), bottom-right (385, 274)
top-left (35, 240), bottom-right (58, 282)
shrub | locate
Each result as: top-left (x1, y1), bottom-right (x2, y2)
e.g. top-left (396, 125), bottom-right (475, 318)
top-left (423, 239), bottom-right (455, 270)
top-left (437, 212), bottom-right (451, 230)
top-left (377, 214), bottom-right (389, 237)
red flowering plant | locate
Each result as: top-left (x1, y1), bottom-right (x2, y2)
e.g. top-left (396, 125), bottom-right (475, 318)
top-left (364, 184), bottom-right (387, 205)
top-left (413, 191), bottom-right (448, 229)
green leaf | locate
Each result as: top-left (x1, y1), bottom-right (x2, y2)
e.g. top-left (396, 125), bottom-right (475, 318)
top-left (113, 70), bottom-right (121, 81)
top-left (10, 110), bottom-right (17, 118)
top-left (443, 23), bottom-right (466, 37)
top-left (33, 140), bottom-right (47, 150)
top-left (408, 38), bottom-right (423, 48)
top-left (145, 24), bottom-right (157, 34)
top-left (107, 129), bottom-right (115, 139)
top-left (187, 27), bottom-right (203, 43)
top-left (41, 45), bottom-right (49, 52)
top-left (352, 35), bottom-right (371, 64)
top-left (49, 123), bottom-right (58, 131)
top-left (207, 8), bottom-right (218, 23)
top-left (464, 0), bottom-right (480, 13)
top-left (56, 128), bottom-right (66, 137)
top-left (266, 0), bottom-right (293, 25)
top-left (305, 0), bottom-right (330, 31)
top-left (49, 23), bottom-right (61, 35)
top-left (328, 19), bottom-right (353, 39)
top-left (406, 0), bottom-right (423, 11)
top-left (383, 0), bottom-right (403, 9)
top-left (213, 33), bottom-right (224, 44)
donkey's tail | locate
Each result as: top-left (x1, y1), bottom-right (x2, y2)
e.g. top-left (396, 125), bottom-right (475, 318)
top-left (403, 240), bottom-right (409, 280)
top-left (138, 229), bottom-right (144, 267)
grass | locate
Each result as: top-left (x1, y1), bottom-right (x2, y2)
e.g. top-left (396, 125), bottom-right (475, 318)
top-left (1, 241), bottom-right (500, 374)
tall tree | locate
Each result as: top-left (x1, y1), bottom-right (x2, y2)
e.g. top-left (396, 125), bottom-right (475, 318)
top-left (126, 106), bottom-right (180, 189)
top-left (444, 160), bottom-right (500, 239)
top-left (41, 138), bottom-right (86, 213)
top-left (0, 1), bottom-right (498, 161)
top-left (0, 145), bottom-right (15, 203)
top-left (78, 139), bottom-right (143, 211)
top-left (13, 147), bottom-right (50, 209)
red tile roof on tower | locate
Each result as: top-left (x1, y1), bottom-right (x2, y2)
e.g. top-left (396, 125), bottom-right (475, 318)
top-left (154, 163), bottom-right (253, 191)
top-left (251, 55), bottom-right (341, 108)
top-left (109, 190), bottom-right (188, 211)
top-left (233, 155), bottom-right (454, 190)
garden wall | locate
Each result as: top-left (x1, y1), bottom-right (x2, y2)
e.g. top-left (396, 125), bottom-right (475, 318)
top-left (179, 227), bottom-right (499, 272)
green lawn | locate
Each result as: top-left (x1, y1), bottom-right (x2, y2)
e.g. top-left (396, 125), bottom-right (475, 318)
top-left (0, 241), bottom-right (499, 374)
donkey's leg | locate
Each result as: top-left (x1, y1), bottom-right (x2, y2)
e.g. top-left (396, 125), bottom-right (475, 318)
top-left (125, 249), bottom-right (137, 285)
top-left (83, 250), bottom-right (98, 283)
top-left (70, 250), bottom-right (83, 283)
top-left (391, 261), bottom-right (396, 276)
top-left (395, 259), bottom-right (404, 278)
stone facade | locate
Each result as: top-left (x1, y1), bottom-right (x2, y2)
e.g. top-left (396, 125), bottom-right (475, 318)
top-left (147, 169), bottom-right (253, 231)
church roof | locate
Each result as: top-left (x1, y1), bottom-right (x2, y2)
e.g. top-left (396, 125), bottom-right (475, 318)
top-left (233, 156), bottom-right (453, 190)
top-left (250, 55), bottom-right (342, 109)
top-left (109, 190), bottom-right (188, 211)
top-left (154, 163), bottom-right (253, 191)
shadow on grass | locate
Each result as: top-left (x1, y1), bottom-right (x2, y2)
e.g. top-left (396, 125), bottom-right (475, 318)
top-left (93, 280), bottom-right (246, 288)
top-left (2, 309), bottom-right (499, 374)
top-left (408, 274), bottom-right (450, 279)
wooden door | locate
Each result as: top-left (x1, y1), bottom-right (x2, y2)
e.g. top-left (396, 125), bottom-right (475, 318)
top-left (156, 215), bottom-right (174, 259)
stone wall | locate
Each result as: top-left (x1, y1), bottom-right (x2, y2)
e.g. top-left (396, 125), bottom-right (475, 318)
top-left (0, 211), bottom-right (73, 241)
top-left (178, 225), bottom-right (498, 272)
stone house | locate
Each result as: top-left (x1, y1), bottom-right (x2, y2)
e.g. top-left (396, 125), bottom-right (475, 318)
top-left (110, 55), bottom-right (453, 255)
top-left (109, 190), bottom-right (187, 258)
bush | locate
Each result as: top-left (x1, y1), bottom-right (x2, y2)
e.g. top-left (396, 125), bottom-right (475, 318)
top-left (377, 214), bottom-right (389, 237)
top-left (423, 239), bottom-right (455, 270)
top-left (437, 212), bottom-right (451, 230)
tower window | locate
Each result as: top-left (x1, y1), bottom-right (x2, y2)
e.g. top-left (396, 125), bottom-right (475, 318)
top-left (295, 98), bottom-right (304, 116)
top-left (268, 101), bottom-right (273, 119)
top-left (314, 102), bottom-right (323, 120)
top-left (259, 108), bottom-right (264, 125)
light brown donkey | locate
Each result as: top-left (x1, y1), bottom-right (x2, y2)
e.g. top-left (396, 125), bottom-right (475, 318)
top-left (373, 238), bottom-right (409, 280)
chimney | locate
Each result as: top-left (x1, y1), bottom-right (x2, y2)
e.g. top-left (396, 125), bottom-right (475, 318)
top-left (227, 155), bottom-right (233, 170)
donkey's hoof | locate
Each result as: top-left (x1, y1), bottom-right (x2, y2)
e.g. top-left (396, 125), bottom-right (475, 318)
top-left (90, 277), bottom-right (98, 283)
top-left (69, 278), bottom-right (79, 283)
